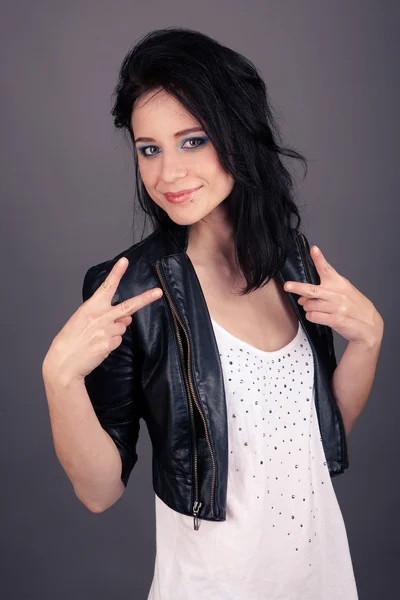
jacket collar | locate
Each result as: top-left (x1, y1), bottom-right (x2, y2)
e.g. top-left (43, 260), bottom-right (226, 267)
top-left (160, 221), bottom-right (306, 287)
top-left (167, 221), bottom-right (191, 254)
top-left (165, 221), bottom-right (301, 282)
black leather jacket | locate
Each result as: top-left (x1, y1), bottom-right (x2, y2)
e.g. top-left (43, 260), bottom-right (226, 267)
top-left (82, 224), bottom-right (349, 530)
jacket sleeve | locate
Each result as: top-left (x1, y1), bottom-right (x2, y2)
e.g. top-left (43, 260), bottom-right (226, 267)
top-left (81, 263), bottom-right (141, 487)
top-left (297, 230), bottom-right (338, 381)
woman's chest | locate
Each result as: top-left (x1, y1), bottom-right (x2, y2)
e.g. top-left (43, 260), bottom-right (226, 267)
top-left (192, 263), bottom-right (299, 354)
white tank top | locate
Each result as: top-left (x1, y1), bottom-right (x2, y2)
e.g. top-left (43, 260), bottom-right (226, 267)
top-left (147, 319), bottom-right (359, 599)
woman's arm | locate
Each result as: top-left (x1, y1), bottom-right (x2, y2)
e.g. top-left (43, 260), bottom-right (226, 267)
top-left (330, 317), bottom-right (384, 436)
top-left (42, 363), bottom-right (125, 512)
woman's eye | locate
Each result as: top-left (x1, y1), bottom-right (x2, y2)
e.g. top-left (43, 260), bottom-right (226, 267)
top-left (140, 145), bottom-right (158, 157)
top-left (183, 137), bottom-right (204, 149)
top-left (138, 136), bottom-right (208, 157)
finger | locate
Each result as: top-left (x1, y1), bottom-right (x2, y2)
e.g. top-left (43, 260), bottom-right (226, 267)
top-left (112, 287), bottom-right (163, 319)
top-left (114, 314), bottom-right (132, 325)
top-left (310, 246), bottom-right (339, 282)
top-left (97, 257), bottom-right (129, 300)
top-left (285, 281), bottom-right (323, 298)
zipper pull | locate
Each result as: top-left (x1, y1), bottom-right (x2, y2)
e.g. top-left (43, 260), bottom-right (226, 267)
top-left (193, 500), bottom-right (202, 531)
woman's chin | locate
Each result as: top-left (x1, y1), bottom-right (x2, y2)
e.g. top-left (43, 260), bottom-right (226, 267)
top-left (166, 212), bottom-right (200, 226)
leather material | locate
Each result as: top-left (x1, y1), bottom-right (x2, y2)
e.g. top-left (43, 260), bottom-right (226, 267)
top-left (82, 224), bottom-right (349, 523)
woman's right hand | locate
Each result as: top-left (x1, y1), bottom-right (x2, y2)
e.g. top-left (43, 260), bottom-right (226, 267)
top-left (42, 257), bottom-right (163, 384)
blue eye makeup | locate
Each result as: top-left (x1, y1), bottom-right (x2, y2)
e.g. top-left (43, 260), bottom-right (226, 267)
top-left (137, 136), bottom-right (209, 158)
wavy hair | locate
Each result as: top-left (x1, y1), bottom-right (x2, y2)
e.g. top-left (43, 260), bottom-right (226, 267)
top-left (111, 26), bottom-right (308, 294)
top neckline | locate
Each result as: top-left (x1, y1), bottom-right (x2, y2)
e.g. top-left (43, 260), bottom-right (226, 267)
top-left (210, 318), bottom-right (302, 358)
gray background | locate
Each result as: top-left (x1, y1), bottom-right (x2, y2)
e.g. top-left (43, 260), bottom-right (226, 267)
top-left (1, 1), bottom-right (398, 598)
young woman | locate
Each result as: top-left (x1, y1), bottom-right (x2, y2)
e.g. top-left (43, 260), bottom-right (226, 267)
top-left (43, 26), bottom-right (384, 600)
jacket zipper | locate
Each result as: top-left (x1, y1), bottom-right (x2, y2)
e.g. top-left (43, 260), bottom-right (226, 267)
top-left (154, 260), bottom-right (216, 530)
top-left (297, 231), bottom-right (350, 466)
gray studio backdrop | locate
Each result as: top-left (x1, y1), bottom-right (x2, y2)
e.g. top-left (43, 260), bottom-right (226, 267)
top-left (1, 1), bottom-right (398, 598)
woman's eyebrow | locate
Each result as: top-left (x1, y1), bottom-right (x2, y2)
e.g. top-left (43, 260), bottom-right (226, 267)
top-left (134, 127), bottom-right (204, 144)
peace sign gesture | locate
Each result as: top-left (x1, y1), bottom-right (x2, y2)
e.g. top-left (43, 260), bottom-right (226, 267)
top-left (284, 245), bottom-right (384, 349)
top-left (43, 257), bottom-right (163, 385)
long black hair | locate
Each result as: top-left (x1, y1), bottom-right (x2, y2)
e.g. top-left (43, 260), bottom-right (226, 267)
top-left (111, 26), bottom-right (307, 295)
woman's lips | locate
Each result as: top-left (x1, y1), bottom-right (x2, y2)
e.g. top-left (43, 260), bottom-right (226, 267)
top-left (164, 186), bottom-right (202, 204)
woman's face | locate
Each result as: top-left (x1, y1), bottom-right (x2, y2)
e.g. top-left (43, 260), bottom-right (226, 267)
top-left (131, 89), bottom-right (235, 225)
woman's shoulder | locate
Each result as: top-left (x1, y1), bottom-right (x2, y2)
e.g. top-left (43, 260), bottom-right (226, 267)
top-left (81, 228), bottom-right (166, 305)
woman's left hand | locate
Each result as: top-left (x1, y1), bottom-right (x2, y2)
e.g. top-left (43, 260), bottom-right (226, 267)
top-left (283, 245), bottom-right (384, 349)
